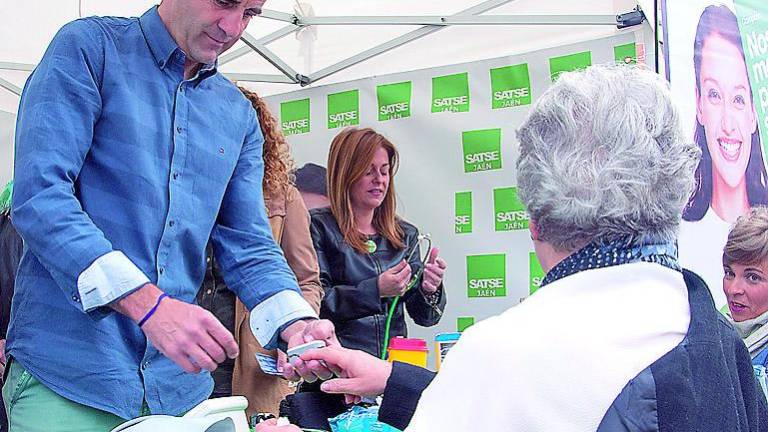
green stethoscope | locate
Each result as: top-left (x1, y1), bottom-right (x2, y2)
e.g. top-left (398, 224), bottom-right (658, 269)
top-left (370, 234), bottom-right (432, 360)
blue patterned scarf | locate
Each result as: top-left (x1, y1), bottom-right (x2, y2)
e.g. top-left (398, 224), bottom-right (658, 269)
top-left (541, 236), bottom-right (681, 288)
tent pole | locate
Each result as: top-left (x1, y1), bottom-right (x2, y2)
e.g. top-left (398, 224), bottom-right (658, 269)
top-left (275, 15), bottom-right (617, 26)
top-left (307, 0), bottom-right (516, 85)
top-left (0, 78), bottom-right (21, 96)
top-left (219, 25), bottom-right (299, 66)
top-left (224, 73), bottom-right (297, 83)
top-left (240, 32), bottom-right (301, 83)
top-left (0, 62), bottom-right (35, 72)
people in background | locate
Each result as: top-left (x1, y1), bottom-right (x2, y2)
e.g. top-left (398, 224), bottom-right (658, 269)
top-left (294, 163), bottom-right (330, 210)
top-left (0, 181), bottom-right (23, 432)
top-left (288, 127), bottom-right (447, 365)
top-left (198, 87), bottom-right (324, 416)
top-left (684, 5), bottom-right (768, 223)
top-left (723, 206), bottom-right (768, 399)
top-left (5, 2), bottom-right (335, 430)
top-left (265, 65), bottom-right (768, 432)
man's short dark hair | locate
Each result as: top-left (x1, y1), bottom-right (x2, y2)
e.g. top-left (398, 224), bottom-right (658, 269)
top-left (294, 163), bottom-right (328, 196)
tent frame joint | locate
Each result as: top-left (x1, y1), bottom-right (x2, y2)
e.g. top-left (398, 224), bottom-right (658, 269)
top-left (617, 6), bottom-right (646, 29)
top-left (296, 74), bottom-right (311, 86)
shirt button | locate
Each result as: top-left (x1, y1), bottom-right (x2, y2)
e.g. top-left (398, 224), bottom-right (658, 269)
top-left (176, 126), bottom-right (183, 134)
top-left (172, 172), bottom-right (179, 180)
top-left (141, 361), bottom-right (149, 370)
top-left (72, 294), bottom-right (80, 302)
top-left (159, 267), bottom-right (164, 275)
top-left (169, 220), bottom-right (175, 227)
top-left (179, 86), bottom-right (185, 93)
top-left (206, 290), bottom-right (212, 295)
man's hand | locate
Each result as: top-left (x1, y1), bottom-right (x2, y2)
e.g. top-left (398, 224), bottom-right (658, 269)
top-left (300, 346), bottom-right (392, 404)
top-left (112, 283), bottom-right (238, 374)
top-left (254, 418), bottom-right (301, 432)
top-left (378, 260), bottom-right (411, 297)
top-left (421, 247), bottom-right (447, 294)
top-left (281, 319), bottom-right (339, 383)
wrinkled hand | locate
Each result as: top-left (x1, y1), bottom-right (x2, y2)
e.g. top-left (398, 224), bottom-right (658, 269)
top-left (421, 247), bottom-right (447, 294)
top-left (378, 260), bottom-right (412, 297)
top-left (282, 319), bottom-right (340, 383)
top-left (113, 284), bottom-right (238, 374)
top-left (254, 418), bottom-right (301, 432)
top-left (300, 346), bottom-right (392, 404)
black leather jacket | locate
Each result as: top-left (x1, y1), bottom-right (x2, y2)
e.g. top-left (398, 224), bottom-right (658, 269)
top-left (310, 208), bottom-right (446, 358)
top-left (1, 212), bottom-right (23, 339)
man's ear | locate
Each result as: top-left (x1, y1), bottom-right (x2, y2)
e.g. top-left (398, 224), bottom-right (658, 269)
top-left (529, 219), bottom-right (540, 241)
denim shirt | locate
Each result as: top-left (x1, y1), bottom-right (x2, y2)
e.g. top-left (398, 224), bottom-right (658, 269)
top-left (9, 7), bottom-right (313, 419)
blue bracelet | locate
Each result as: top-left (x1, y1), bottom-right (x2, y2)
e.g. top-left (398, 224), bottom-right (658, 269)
top-left (138, 293), bottom-right (169, 327)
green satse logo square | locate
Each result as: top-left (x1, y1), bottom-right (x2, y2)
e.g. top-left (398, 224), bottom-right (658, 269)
top-left (549, 51), bottom-right (592, 81)
top-left (493, 187), bottom-right (528, 231)
top-left (457, 317), bottom-right (475, 332)
top-left (733, 0), bottom-right (768, 148)
top-left (455, 191), bottom-right (472, 234)
top-left (327, 90), bottom-right (360, 129)
top-left (462, 129), bottom-right (502, 173)
top-left (467, 254), bottom-right (506, 298)
top-left (529, 252), bottom-right (545, 295)
top-left (614, 43), bottom-right (637, 65)
top-left (490, 63), bottom-right (532, 109)
top-left (280, 98), bottom-right (310, 136)
top-left (377, 81), bottom-right (412, 121)
top-left (432, 72), bottom-right (470, 113)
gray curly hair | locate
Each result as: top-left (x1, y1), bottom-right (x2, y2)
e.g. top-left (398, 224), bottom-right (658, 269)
top-left (516, 65), bottom-right (701, 250)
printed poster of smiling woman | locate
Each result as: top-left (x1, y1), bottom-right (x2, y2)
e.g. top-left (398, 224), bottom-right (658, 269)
top-left (663, 0), bottom-right (768, 309)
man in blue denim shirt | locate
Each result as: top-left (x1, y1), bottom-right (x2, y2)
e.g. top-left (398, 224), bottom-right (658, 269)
top-left (3, 1), bottom-right (337, 430)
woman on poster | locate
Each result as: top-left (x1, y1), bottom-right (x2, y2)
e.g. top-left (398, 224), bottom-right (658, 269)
top-left (684, 4), bottom-right (768, 224)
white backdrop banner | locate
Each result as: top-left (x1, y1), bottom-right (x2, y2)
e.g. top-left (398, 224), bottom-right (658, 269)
top-left (266, 31), bottom-right (644, 361)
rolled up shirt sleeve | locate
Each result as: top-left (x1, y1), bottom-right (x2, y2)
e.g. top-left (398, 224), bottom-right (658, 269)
top-left (77, 251), bottom-right (150, 311)
top-left (248, 290), bottom-right (318, 349)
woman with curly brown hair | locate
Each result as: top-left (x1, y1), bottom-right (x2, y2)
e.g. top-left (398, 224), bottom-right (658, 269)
top-left (196, 87), bottom-right (323, 416)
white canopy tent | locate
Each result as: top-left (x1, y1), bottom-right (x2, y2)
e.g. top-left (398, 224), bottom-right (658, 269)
top-left (0, 0), bottom-right (658, 183)
top-left (0, 0), bottom-right (656, 186)
top-left (0, 0), bottom-right (655, 114)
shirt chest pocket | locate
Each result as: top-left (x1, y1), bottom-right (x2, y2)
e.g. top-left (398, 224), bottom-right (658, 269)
top-left (187, 136), bottom-right (240, 200)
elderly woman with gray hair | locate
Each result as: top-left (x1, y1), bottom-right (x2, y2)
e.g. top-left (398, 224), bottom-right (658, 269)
top-left (723, 206), bottom-right (768, 398)
top-left (256, 65), bottom-right (768, 432)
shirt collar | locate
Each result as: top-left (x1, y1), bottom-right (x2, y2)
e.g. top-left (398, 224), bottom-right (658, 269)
top-left (540, 235), bottom-right (681, 288)
top-left (138, 6), bottom-right (218, 76)
top-left (139, 6), bottom-right (179, 70)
